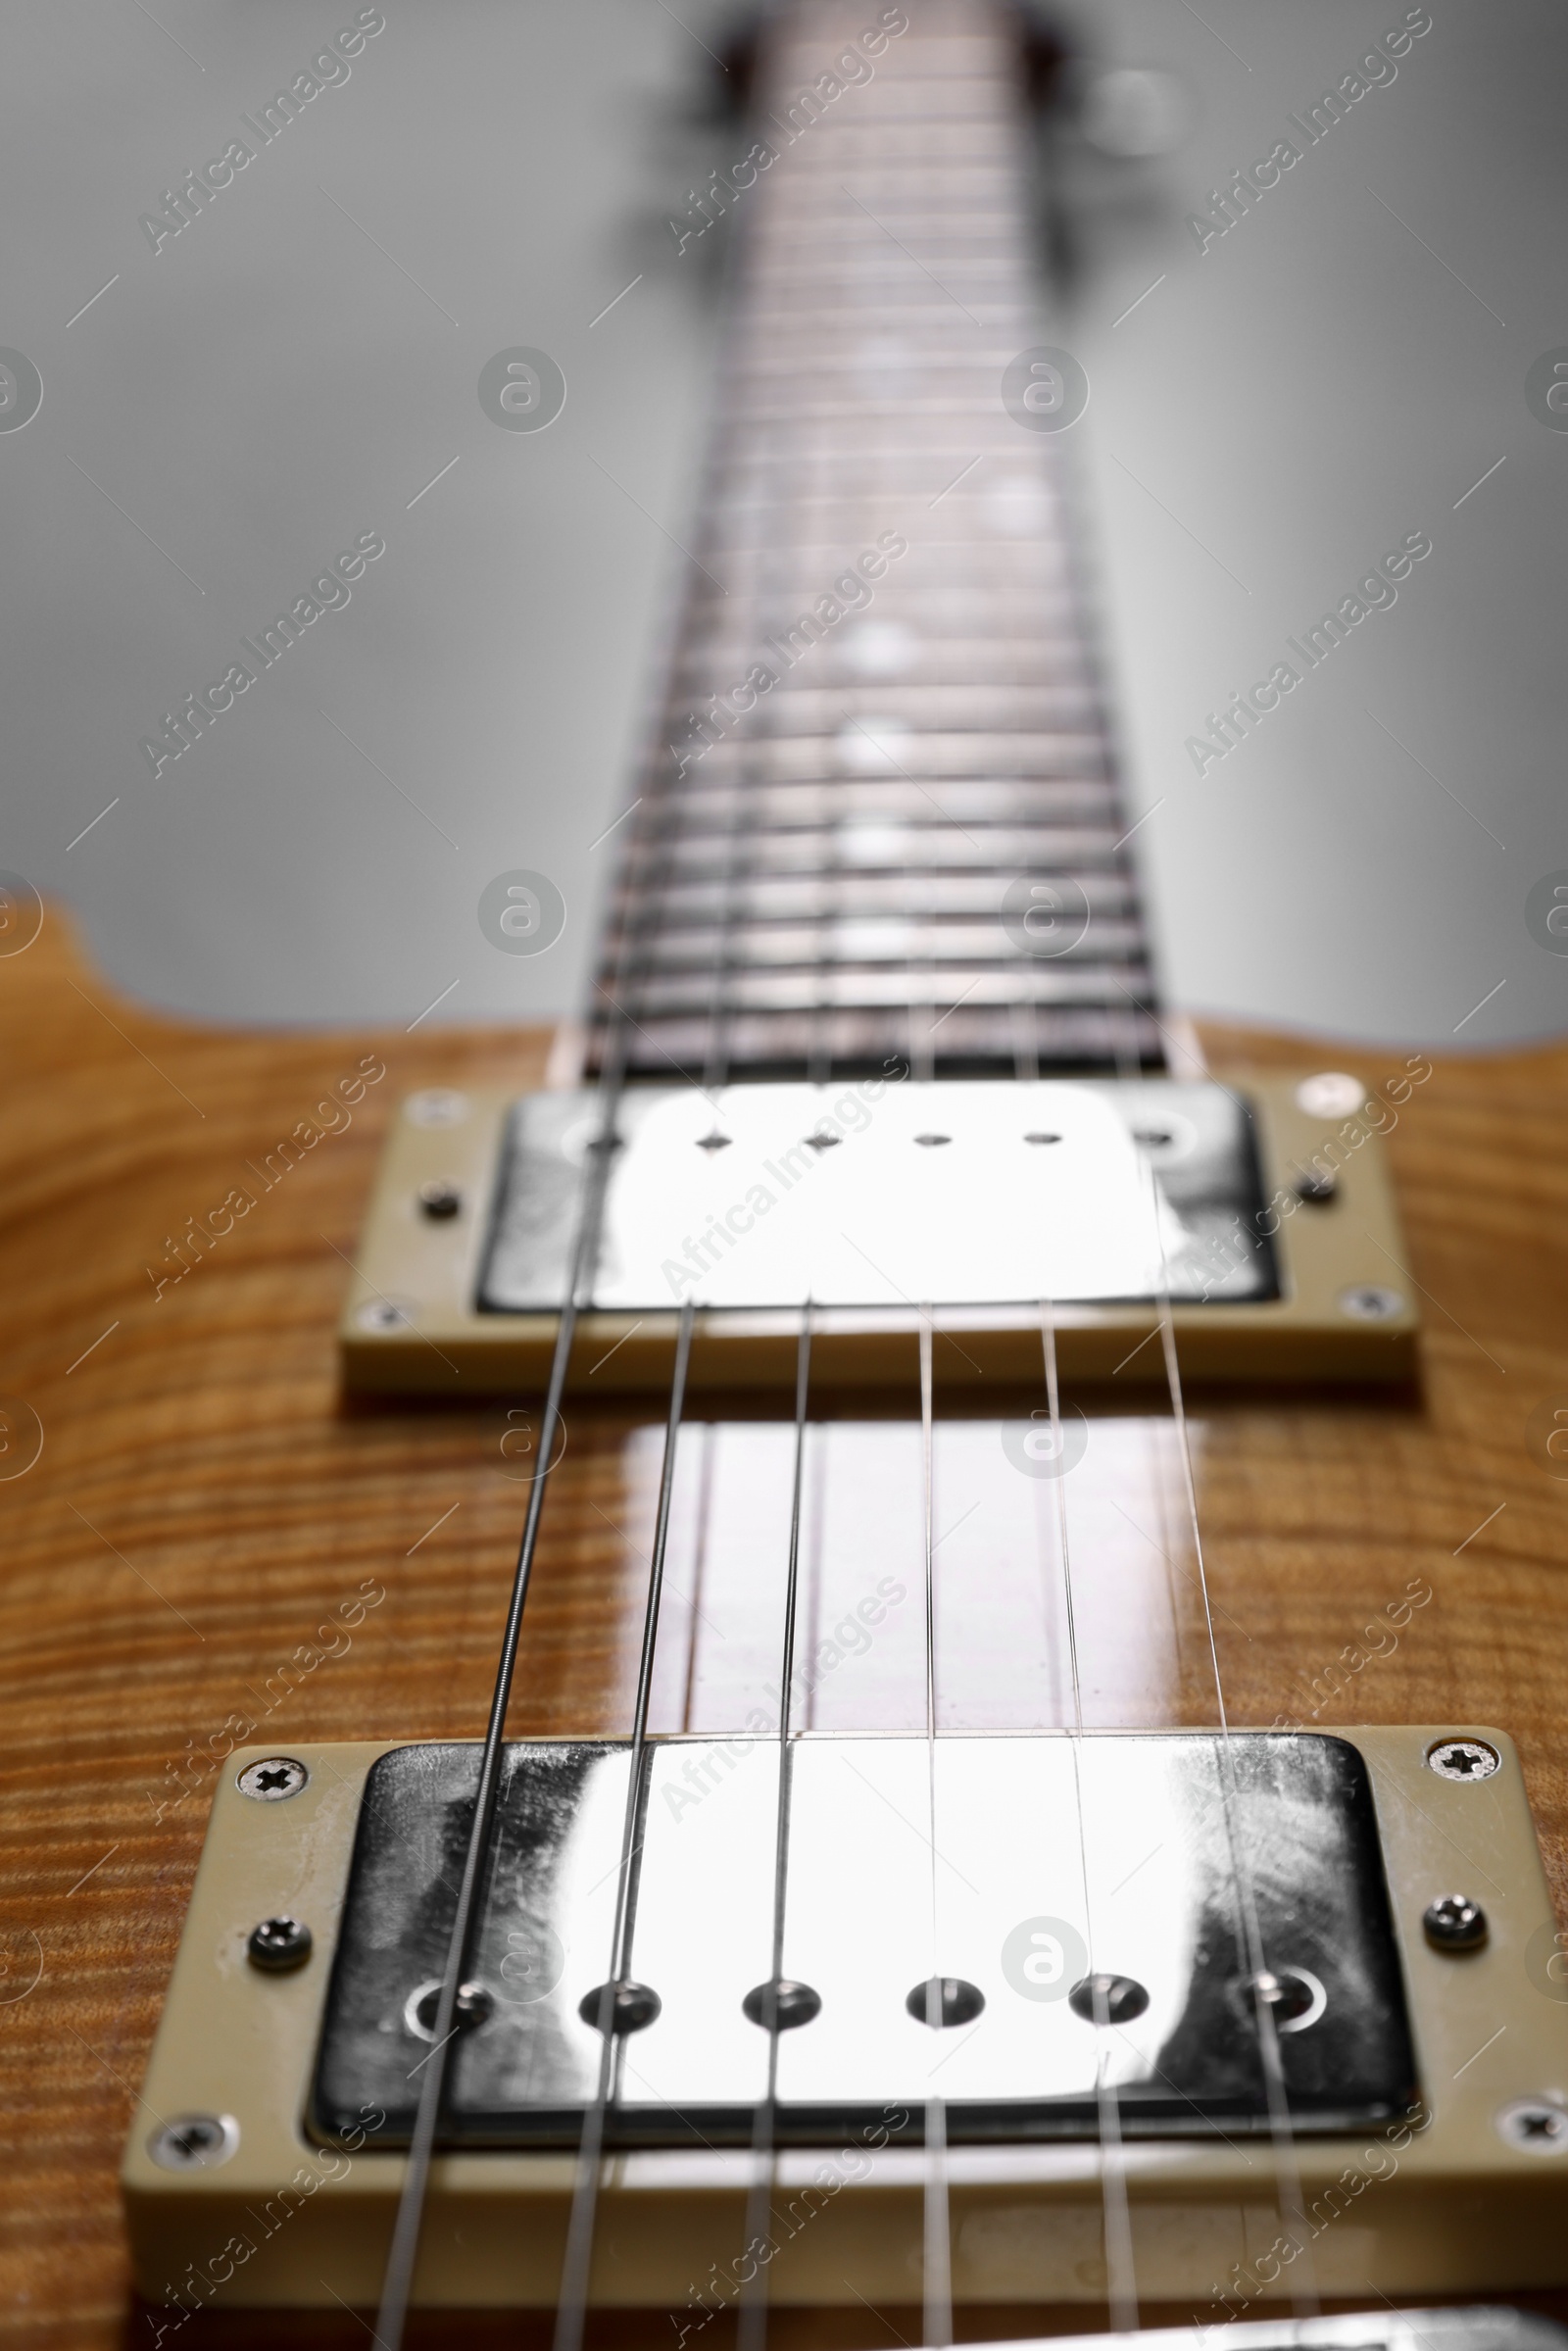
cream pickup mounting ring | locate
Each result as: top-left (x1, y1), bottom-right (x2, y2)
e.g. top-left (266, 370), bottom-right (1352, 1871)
top-left (338, 1076), bottom-right (1420, 1393)
top-left (123, 1727), bottom-right (1568, 2312)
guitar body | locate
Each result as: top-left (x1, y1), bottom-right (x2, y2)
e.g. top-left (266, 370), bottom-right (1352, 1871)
top-left (6, 909), bottom-right (1568, 2343)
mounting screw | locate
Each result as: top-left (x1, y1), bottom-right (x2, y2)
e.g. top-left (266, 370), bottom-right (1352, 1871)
top-left (578, 1979), bottom-right (662, 2035)
top-left (1296, 1072), bottom-right (1367, 1119)
top-left (742, 1977), bottom-right (821, 2031)
top-left (1023, 1131), bottom-right (1062, 1146)
top-left (355, 1298), bottom-right (412, 1333)
top-left (695, 1132), bottom-right (731, 1153)
top-left (1293, 1167), bottom-right (1338, 1203)
top-left (1423, 1894), bottom-right (1487, 1952)
top-left (148, 2114), bottom-right (239, 2171)
top-left (236, 1756), bottom-right (309, 1802)
top-left (405, 1089), bottom-right (469, 1129)
top-left (416, 1179), bottom-right (463, 1221)
top-left (1427, 1739), bottom-right (1501, 1784)
top-left (247, 1916), bottom-right (314, 1971)
top-left (1339, 1284), bottom-right (1405, 1321)
top-left (1068, 1973), bottom-right (1150, 2025)
top-left (1496, 2099), bottom-right (1568, 2154)
top-left (914, 1133), bottom-right (953, 1147)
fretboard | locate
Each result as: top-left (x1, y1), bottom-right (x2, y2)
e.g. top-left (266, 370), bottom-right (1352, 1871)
top-left (587, 0), bottom-right (1163, 1085)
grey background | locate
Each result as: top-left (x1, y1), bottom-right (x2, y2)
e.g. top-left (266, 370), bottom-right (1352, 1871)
top-left (2, 0), bottom-right (1565, 1049)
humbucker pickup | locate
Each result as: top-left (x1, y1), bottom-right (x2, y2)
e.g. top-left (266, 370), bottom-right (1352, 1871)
top-left (338, 1076), bottom-right (1419, 1393)
top-left (124, 1727), bottom-right (1568, 2311)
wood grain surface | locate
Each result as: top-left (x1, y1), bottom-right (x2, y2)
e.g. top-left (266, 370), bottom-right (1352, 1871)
top-left (4, 906), bottom-right (1568, 2349)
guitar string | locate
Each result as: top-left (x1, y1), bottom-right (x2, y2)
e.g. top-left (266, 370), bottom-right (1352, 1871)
top-left (539, 18), bottom-right (880, 2336)
top-left (549, 128), bottom-right (832, 2338)
top-left (1144, 1152), bottom-right (1322, 2318)
top-left (829, 24), bottom-right (954, 2324)
top-left (1036, 1296), bottom-right (1142, 2334)
top-left (371, 1035), bottom-right (627, 2351)
top-left (946, 3), bottom-right (1145, 2326)
top-left (372, 336), bottom-right (728, 2327)
top-left (1011, 77), bottom-right (1154, 2312)
top-left (546, 177), bottom-right (780, 2342)
top-left (918, 1313), bottom-right (956, 2350)
top-left (735, 1313), bottom-right (813, 2351)
top-left (551, 1299), bottom-right (697, 2351)
top-left (732, 250), bottom-right (858, 2348)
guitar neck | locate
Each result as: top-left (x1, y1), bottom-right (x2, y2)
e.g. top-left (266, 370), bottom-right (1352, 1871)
top-left (588, 0), bottom-right (1163, 1085)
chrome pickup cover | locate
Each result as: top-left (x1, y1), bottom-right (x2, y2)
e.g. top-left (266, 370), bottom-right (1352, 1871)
top-left (312, 1732), bottom-right (1412, 2149)
top-left (477, 1081), bottom-right (1278, 1315)
top-left (962, 2318), bottom-right (1568, 2351)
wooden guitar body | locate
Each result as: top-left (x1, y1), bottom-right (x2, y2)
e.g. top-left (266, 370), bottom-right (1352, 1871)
top-left (5, 910), bottom-right (1567, 2344)
top-left (7, 6), bottom-right (1564, 2340)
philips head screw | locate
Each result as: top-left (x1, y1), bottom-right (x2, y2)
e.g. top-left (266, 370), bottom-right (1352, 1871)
top-left (355, 1298), bottom-right (412, 1333)
top-left (1339, 1284), bottom-right (1405, 1322)
top-left (236, 1756), bottom-right (309, 1802)
top-left (1296, 1071), bottom-right (1367, 1119)
top-left (1427, 1739), bottom-right (1501, 1784)
top-left (247, 1916), bottom-right (314, 1971)
top-left (416, 1179), bottom-right (463, 1221)
top-left (148, 2113), bottom-right (238, 2171)
top-left (1496, 2099), bottom-right (1568, 2154)
top-left (1424, 1894), bottom-right (1488, 1952)
top-left (405, 1089), bottom-right (469, 1129)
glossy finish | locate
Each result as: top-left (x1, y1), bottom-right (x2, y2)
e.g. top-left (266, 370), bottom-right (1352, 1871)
top-left (5, 910), bottom-right (1568, 2339)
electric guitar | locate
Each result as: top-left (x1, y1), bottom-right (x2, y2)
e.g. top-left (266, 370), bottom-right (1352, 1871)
top-left (8, 3), bottom-right (1568, 2346)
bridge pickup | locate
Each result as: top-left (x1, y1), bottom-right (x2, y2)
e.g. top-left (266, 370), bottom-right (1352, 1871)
top-left (338, 1076), bottom-right (1420, 1393)
top-left (310, 1732), bottom-right (1415, 2150)
top-left (124, 1726), bottom-right (1568, 2311)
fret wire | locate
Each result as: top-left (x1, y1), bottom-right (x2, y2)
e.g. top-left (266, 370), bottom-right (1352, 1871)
top-left (1009, 988), bottom-right (1038, 1084)
top-left (697, 779), bottom-right (750, 1096)
top-left (623, 815), bottom-right (1131, 852)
